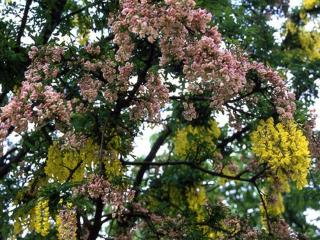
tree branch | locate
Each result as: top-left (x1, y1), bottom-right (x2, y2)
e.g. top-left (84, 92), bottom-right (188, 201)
top-left (253, 181), bottom-right (272, 234)
top-left (87, 198), bottom-right (104, 240)
top-left (60, 0), bottom-right (106, 21)
top-left (124, 160), bottom-right (252, 183)
top-left (0, 147), bottom-right (28, 179)
top-left (112, 44), bottom-right (156, 117)
top-left (132, 127), bottom-right (172, 197)
top-left (217, 125), bottom-right (251, 154)
top-left (0, 147), bottom-right (17, 164)
top-left (16, 0), bottom-right (33, 46)
top-left (36, 0), bottom-right (68, 45)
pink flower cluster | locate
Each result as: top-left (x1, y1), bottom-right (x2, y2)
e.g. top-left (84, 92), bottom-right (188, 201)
top-left (57, 206), bottom-right (77, 240)
top-left (113, 0), bottom-right (213, 65)
top-left (112, 0), bottom-right (296, 120)
top-left (25, 46), bottom-right (62, 81)
top-left (0, 47), bottom-right (72, 142)
top-left (78, 58), bottom-right (133, 104)
top-left (84, 44), bottom-right (101, 55)
top-left (74, 175), bottom-right (135, 216)
top-left (182, 102), bottom-right (197, 121)
top-left (271, 219), bottom-right (298, 240)
top-left (131, 73), bottom-right (169, 120)
top-left (250, 62), bottom-right (296, 119)
top-left (61, 131), bottom-right (88, 150)
top-left (102, 61), bottom-right (133, 103)
top-left (112, 0), bottom-right (245, 106)
top-left (0, 0), bottom-right (298, 147)
top-left (79, 75), bottom-right (102, 103)
top-left (184, 36), bottom-right (247, 107)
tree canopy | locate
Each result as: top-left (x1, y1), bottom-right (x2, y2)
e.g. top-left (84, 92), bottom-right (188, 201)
top-left (0, 0), bottom-right (320, 239)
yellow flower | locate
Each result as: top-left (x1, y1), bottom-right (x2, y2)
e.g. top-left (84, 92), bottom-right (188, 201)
top-left (186, 186), bottom-right (207, 215)
top-left (185, 185), bottom-right (218, 236)
top-left (298, 30), bottom-right (320, 60)
top-left (251, 118), bottom-right (311, 191)
top-left (174, 120), bottom-right (220, 159)
top-left (34, 199), bottom-right (50, 236)
top-left (105, 157), bottom-right (123, 179)
top-left (45, 139), bottom-right (99, 182)
top-left (13, 216), bottom-right (23, 236)
top-left (268, 192), bottom-right (285, 216)
top-left (104, 134), bottom-right (123, 179)
top-left (55, 214), bottom-right (62, 240)
top-left (303, 0), bottom-right (319, 10)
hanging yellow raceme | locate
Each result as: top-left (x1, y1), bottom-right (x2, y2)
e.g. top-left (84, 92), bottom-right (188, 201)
top-left (34, 199), bottom-right (50, 237)
top-left (251, 117), bottom-right (311, 190)
top-left (298, 31), bottom-right (320, 60)
top-left (303, 0), bottom-right (320, 10)
top-left (13, 216), bottom-right (23, 236)
top-left (174, 120), bottom-right (221, 159)
top-left (186, 185), bottom-right (207, 222)
top-left (45, 137), bottom-right (123, 183)
top-left (268, 192), bottom-right (285, 216)
top-left (104, 134), bottom-right (123, 179)
top-left (45, 139), bottom-right (99, 182)
top-left (186, 185), bottom-right (224, 238)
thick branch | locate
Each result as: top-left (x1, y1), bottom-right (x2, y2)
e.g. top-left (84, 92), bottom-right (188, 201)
top-left (132, 127), bottom-right (172, 197)
top-left (169, 95), bottom-right (211, 102)
top-left (0, 147), bottom-right (17, 164)
top-left (16, 0), bottom-right (33, 46)
top-left (36, 0), bottom-right (68, 44)
top-left (87, 198), bottom-right (104, 240)
top-left (87, 117), bottom-right (110, 239)
top-left (217, 125), bottom-right (251, 154)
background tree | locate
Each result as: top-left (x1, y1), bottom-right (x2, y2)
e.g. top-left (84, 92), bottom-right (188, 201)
top-left (0, 0), bottom-right (319, 239)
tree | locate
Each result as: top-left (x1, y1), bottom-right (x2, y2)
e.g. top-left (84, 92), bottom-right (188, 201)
top-left (0, 0), bottom-right (319, 239)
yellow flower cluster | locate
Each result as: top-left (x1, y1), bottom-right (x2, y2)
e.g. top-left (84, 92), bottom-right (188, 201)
top-left (13, 216), bottom-right (24, 236)
top-left (185, 185), bottom-right (223, 238)
top-left (268, 192), bottom-right (285, 216)
top-left (45, 139), bottom-right (99, 182)
top-left (252, 118), bottom-right (311, 219)
top-left (55, 214), bottom-right (62, 239)
top-left (105, 157), bottom-right (123, 179)
top-left (11, 206), bottom-right (29, 237)
top-left (286, 20), bottom-right (298, 34)
top-left (45, 136), bottom-right (124, 182)
top-left (299, 30), bottom-right (320, 60)
top-left (286, 12), bottom-right (320, 60)
top-left (303, 0), bottom-right (319, 10)
top-left (251, 118), bottom-right (311, 191)
top-left (174, 120), bottom-right (221, 159)
top-left (34, 199), bottom-right (50, 237)
top-left (260, 191), bottom-right (285, 221)
top-left (186, 185), bottom-right (207, 222)
top-left (260, 192), bottom-right (286, 230)
top-left (104, 134), bottom-right (123, 179)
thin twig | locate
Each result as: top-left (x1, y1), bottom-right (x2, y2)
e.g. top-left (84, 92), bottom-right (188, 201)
top-left (124, 160), bottom-right (252, 183)
top-left (253, 181), bottom-right (271, 234)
